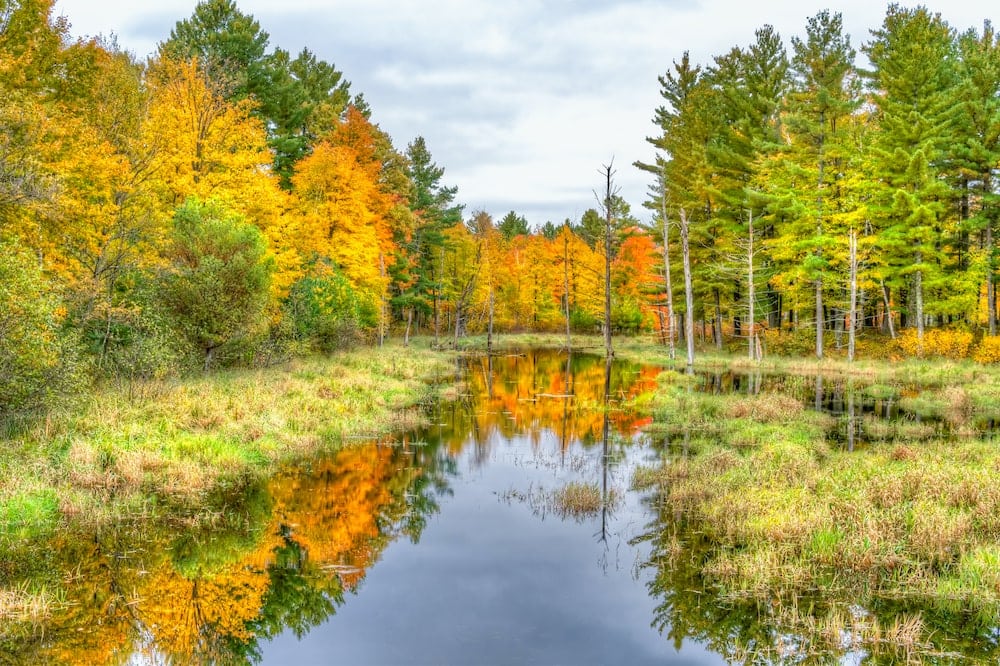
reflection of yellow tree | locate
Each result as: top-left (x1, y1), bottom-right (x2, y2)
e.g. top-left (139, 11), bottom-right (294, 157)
top-left (448, 352), bottom-right (660, 451)
top-left (137, 546), bottom-right (276, 659)
top-left (268, 446), bottom-right (400, 589)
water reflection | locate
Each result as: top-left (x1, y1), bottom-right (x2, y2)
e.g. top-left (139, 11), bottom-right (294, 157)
top-left (6, 351), bottom-right (995, 664)
top-left (1, 442), bottom-right (450, 664)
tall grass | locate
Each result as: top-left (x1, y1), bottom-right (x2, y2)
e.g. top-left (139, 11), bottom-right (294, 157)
top-left (0, 342), bottom-right (453, 533)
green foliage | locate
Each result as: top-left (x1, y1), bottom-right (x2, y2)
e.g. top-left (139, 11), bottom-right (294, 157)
top-left (612, 297), bottom-right (643, 334)
top-left (0, 239), bottom-right (84, 414)
top-left (284, 263), bottom-right (363, 352)
top-left (497, 210), bottom-right (529, 241)
top-left (569, 307), bottom-right (599, 332)
top-left (159, 198), bottom-right (273, 370)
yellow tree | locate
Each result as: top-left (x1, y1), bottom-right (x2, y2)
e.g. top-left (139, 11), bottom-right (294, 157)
top-left (143, 57), bottom-right (299, 298)
top-left (292, 107), bottom-right (399, 332)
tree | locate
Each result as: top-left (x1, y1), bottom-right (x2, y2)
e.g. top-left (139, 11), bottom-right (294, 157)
top-left (954, 21), bottom-right (1000, 334)
top-left (0, 238), bottom-right (81, 413)
top-left (863, 5), bottom-right (959, 342)
top-left (158, 0), bottom-right (270, 101)
top-left (264, 47), bottom-right (352, 187)
top-left (597, 161), bottom-right (619, 357)
top-left (397, 136), bottom-right (463, 342)
top-left (763, 10), bottom-right (861, 358)
top-left (159, 198), bottom-right (273, 370)
top-left (497, 210), bottom-right (529, 241)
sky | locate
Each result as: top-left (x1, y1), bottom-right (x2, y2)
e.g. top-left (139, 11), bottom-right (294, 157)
top-left (55, 0), bottom-right (997, 229)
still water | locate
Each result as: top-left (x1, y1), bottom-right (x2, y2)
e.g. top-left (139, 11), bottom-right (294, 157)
top-left (7, 350), bottom-right (996, 664)
top-left (260, 350), bottom-right (722, 665)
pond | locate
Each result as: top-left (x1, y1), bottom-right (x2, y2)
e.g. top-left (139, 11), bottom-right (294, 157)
top-left (4, 349), bottom-right (998, 664)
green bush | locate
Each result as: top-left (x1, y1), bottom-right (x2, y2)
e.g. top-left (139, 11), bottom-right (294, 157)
top-left (0, 239), bottom-right (85, 414)
top-left (79, 270), bottom-right (187, 380)
top-left (284, 261), bottom-right (362, 353)
top-left (159, 198), bottom-right (274, 370)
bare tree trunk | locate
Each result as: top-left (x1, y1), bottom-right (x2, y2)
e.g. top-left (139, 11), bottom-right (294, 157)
top-left (404, 308), bottom-right (413, 347)
top-left (914, 253), bottom-right (924, 350)
top-left (747, 212), bottom-right (758, 361)
top-left (848, 229), bottom-right (858, 362)
top-left (881, 280), bottom-right (896, 339)
top-left (661, 184), bottom-right (676, 360)
top-left (434, 246), bottom-right (443, 347)
top-left (988, 221), bottom-right (996, 336)
top-left (487, 286), bottom-right (494, 355)
top-left (680, 208), bottom-right (695, 373)
top-left (599, 161), bottom-right (617, 358)
top-left (815, 278), bottom-right (824, 359)
top-left (378, 253), bottom-right (387, 347)
top-left (564, 229), bottom-right (572, 351)
top-left (713, 290), bottom-right (723, 350)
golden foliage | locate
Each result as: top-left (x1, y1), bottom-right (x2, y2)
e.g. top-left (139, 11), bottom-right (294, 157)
top-left (895, 328), bottom-right (974, 359)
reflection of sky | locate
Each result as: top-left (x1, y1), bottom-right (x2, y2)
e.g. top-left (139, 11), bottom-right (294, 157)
top-left (261, 425), bottom-right (725, 665)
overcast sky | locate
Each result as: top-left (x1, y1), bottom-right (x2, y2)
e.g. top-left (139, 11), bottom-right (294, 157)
top-left (56, 1), bottom-right (996, 228)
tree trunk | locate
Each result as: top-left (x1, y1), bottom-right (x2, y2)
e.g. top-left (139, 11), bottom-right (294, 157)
top-left (988, 221), bottom-right (996, 337)
top-left (848, 229), bottom-right (858, 362)
top-left (713, 290), bottom-right (723, 350)
top-left (487, 286), bottom-right (494, 355)
top-left (601, 163), bottom-right (615, 358)
top-left (564, 229), bottom-right (572, 350)
top-left (404, 308), bottom-right (413, 347)
top-left (378, 253), bottom-right (387, 348)
top-left (747, 212), bottom-right (758, 361)
top-left (881, 280), bottom-right (896, 339)
top-left (815, 278), bottom-right (824, 360)
top-left (680, 208), bottom-right (695, 373)
top-left (914, 253), bottom-right (924, 349)
top-left (661, 185), bottom-right (675, 360)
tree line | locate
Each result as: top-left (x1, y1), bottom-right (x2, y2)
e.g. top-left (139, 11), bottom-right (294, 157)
top-left (5, 2), bottom-right (1000, 415)
top-left (0, 0), bottom-right (663, 416)
top-left (641, 6), bottom-right (1000, 360)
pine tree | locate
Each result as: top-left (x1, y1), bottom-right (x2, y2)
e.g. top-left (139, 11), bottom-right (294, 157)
top-left (762, 11), bottom-right (861, 357)
top-left (864, 5), bottom-right (960, 340)
top-left (954, 21), bottom-right (1000, 334)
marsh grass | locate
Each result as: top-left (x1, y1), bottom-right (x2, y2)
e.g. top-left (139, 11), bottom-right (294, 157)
top-left (0, 343), bottom-right (453, 533)
top-left (499, 481), bottom-right (621, 522)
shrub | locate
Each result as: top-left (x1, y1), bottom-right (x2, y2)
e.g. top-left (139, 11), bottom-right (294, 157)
top-left (78, 270), bottom-right (185, 381)
top-left (895, 328), bottom-right (973, 360)
top-left (0, 239), bottom-right (85, 414)
top-left (973, 336), bottom-right (1000, 364)
top-left (284, 261), bottom-right (363, 353)
top-left (159, 198), bottom-right (274, 370)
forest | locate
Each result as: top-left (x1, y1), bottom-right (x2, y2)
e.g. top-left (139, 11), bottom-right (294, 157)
top-left (3, 1), bottom-right (1000, 417)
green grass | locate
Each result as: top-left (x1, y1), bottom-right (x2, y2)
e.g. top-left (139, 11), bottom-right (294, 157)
top-left (0, 341), bottom-right (453, 533)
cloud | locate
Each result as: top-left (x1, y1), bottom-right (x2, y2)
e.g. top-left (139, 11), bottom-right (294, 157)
top-left (56, 0), bottom-right (999, 225)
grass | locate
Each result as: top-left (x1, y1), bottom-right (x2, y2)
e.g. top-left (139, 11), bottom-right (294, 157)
top-left (0, 340), bottom-right (453, 535)
top-left (637, 380), bottom-right (1000, 654)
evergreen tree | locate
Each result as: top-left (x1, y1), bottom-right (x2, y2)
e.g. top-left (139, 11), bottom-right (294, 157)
top-left (954, 21), bottom-right (1000, 334)
top-left (498, 210), bottom-right (529, 241)
top-left (762, 11), bottom-right (862, 357)
top-left (864, 5), bottom-right (960, 339)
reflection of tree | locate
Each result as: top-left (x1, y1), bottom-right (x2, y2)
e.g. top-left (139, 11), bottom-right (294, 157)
top-left (10, 437), bottom-right (453, 665)
top-left (437, 350), bottom-right (658, 460)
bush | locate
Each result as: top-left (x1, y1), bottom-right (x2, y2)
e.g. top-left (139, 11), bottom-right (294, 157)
top-left (0, 239), bottom-right (85, 414)
top-left (761, 327), bottom-right (817, 357)
top-left (159, 198), bottom-right (274, 370)
top-left (973, 336), bottom-right (1000, 364)
top-left (895, 328), bottom-right (973, 359)
top-left (569, 307), bottom-right (599, 333)
top-left (284, 262), bottom-right (363, 353)
top-left (78, 271), bottom-right (186, 381)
